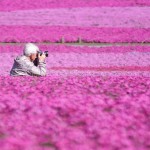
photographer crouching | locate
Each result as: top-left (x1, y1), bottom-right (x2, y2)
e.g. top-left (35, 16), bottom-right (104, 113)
top-left (10, 43), bottom-right (48, 76)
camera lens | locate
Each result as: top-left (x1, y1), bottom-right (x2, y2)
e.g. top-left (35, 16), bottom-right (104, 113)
top-left (44, 51), bottom-right (48, 57)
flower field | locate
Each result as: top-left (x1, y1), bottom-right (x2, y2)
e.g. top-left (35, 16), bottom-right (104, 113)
top-left (1, 45), bottom-right (150, 76)
top-left (0, 76), bottom-right (150, 150)
top-left (0, 1), bottom-right (150, 150)
top-left (0, 0), bottom-right (150, 11)
top-left (1, 26), bottom-right (150, 43)
top-left (1, 6), bottom-right (150, 43)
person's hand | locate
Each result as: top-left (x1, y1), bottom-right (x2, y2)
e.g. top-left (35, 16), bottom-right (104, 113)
top-left (38, 53), bottom-right (46, 62)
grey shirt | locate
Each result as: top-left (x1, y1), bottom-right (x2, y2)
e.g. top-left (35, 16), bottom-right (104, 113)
top-left (10, 55), bottom-right (46, 76)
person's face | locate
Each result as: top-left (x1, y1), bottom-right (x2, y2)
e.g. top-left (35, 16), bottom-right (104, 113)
top-left (30, 53), bottom-right (37, 62)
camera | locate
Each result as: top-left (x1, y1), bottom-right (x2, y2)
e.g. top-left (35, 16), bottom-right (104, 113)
top-left (33, 50), bottom-right (48, 66)
top-left (38, 50), bottom-right (48, 57)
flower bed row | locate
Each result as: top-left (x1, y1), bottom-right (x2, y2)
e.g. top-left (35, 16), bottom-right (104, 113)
top-left (0, 76), bottom-right (150, 150)
top-left (0, 0), bottom-right (150, 11)
top-left (0, 26), bottom-right (150, 43)
top-left (0, 45), bottom-right (150, 76)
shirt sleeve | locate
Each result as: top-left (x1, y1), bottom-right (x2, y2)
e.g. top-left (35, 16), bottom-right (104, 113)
top-left (28, 60), bottom-right (47, 76)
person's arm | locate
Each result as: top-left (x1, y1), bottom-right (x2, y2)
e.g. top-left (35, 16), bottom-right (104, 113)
top-left (29, 61), bottom-right (46, 76)
top-left (28, 53), bottom-right (46, 76)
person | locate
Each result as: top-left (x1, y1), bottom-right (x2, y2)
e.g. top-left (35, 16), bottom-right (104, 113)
top-left (10, 43), bottom-right (47, 76)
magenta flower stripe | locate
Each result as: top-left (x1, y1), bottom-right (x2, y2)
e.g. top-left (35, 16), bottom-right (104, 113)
top-left (0, 0), bottom-right (150, 11)
top-left (0, 76), bottom-right (150, 149)
top-left (0, 26), bottom-right (150, 43)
